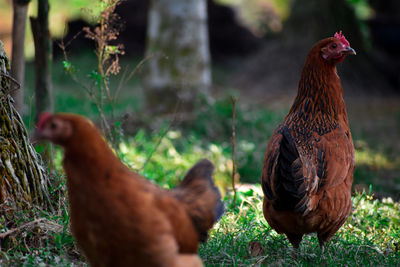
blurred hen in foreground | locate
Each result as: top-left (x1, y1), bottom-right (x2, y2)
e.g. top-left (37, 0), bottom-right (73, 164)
top-left (261, 31), bottom-right (356, 252)
top-left (35, 113), bottom-right (223, 267)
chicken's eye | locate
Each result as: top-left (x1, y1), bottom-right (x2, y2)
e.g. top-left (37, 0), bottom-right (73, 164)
top-left (50, 122), bottom-right (57, 130)
top-left (331, 43), bottom-right (337, 49)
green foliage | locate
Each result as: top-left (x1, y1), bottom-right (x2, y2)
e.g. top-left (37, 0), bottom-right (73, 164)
top-left (353, 140), bottom-right (400, 198)
top-left (180, 97), bottom-right (286, 183)
top-left (29, 0), bottom-right (103, 23)
top-left (215, 0), bottom-right (291, 34)
top-left (62, 60), bottom-right (75, 74)
top-left (121, 128), bottom-right (233, 191)
top-left (346, 0), bottom-right (374, 20)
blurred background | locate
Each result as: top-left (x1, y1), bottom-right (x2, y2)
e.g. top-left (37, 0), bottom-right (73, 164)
top-left (1, 0), bottom-right (399, 199)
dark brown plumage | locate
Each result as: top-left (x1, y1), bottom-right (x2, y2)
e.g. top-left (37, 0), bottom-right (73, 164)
top-left (35, 113), bottom-right (223, 267)
top-left (261, 32), bottom-right (356, 252)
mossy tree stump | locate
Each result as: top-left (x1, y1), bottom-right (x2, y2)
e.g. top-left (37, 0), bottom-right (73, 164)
top-left (0, 41), bottom-right (51, 210)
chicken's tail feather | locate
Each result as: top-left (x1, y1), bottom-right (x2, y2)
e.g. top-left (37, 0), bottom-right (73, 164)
top-left (172, 159), bottom-right (224, 242)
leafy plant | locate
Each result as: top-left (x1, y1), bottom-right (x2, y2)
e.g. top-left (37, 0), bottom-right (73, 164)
top-left (60, 0), bottom-right (125, 148)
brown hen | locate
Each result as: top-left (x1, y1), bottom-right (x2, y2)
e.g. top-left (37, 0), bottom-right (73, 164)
top-left (35, 113), bottom-right (223, 267)
top-left (261, 31), bottom-right (356, 252)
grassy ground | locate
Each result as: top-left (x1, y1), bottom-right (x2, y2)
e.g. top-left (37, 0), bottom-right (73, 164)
top-left (202, 188), bottom-right (400, 266)
top-left (2, 182), bottom-right (399, 266)
top-left (2, 53), bottom-right (399, 266)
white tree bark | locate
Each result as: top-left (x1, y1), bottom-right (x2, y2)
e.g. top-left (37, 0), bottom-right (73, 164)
top-left (145, 0), bottom-right (211, 114)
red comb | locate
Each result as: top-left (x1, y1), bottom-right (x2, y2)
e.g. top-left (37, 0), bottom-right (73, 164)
top-left (334, 31), bottom-right (350, 46)
top-left (37, 112), bottom-right (52, 130)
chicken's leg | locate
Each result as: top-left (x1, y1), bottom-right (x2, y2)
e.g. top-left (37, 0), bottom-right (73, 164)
top-left (318, 234), bottom-right (327, 254)
top-left (286, 233), bottom-right (303, 258)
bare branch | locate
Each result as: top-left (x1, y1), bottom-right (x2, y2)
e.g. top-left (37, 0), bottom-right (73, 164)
top-left (231, 96), bottom-right (238, 208)
top-left (140, 102), bottom-right (181, 171)
top-left (0, 218), bottom-right (45, 239)
top-left (115, 53), bottom-right (154, 101)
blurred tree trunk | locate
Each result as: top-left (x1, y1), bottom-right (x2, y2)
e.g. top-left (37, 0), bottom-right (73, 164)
top-left (10, 0), bottom-right (31, 114)
top-left (0, 41), bottom-right (51, 209)
top-left (30, 0), bottom-right (53, 122)
top-left (144, 0), bottom-right (211, 115)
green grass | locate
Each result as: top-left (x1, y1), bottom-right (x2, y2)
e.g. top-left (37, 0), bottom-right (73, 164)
top-left (201, 188), bottom-right (400, 266)
top-left (2, 183), bottom-right (399, 266)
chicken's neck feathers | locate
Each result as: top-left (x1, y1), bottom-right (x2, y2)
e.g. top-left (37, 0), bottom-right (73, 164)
top-left (288, 57), bottom-right (348, 127)
top-left (63, 127), bottom-right (126, 184)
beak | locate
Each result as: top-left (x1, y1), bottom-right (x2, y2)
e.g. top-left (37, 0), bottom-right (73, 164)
top-left (342, 46), bottom-right (356, 56)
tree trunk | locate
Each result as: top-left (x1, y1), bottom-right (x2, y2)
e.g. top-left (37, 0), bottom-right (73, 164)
top-left (0, 41), bottom-right (51, 209)
top-left (10, 0), bottom-right (31, 114)
top-left (30, 0), bottom-right (53, 122)
top-left (144, 0), bottom-right (211, 115)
